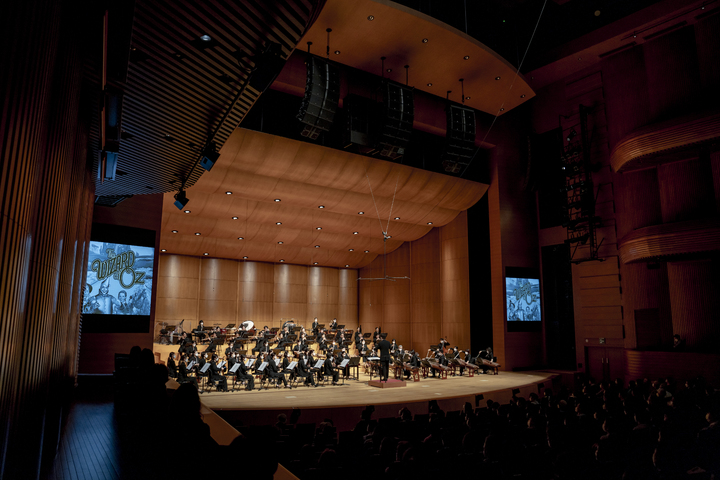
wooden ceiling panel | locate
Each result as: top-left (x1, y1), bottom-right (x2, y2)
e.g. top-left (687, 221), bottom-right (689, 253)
top-left (161, 123), bottom-right (487, 268)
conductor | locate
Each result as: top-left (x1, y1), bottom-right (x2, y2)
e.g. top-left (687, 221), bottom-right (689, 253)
top-left (376, 333), bottom-right (391, 382)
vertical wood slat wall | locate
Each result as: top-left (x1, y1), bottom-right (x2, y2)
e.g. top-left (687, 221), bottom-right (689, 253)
top-left (358, 213), bottom-right (471, 356)
top-left (156, 257), bottom-right (359, 335)
top-left (0, 1), bottom-right (94, 478)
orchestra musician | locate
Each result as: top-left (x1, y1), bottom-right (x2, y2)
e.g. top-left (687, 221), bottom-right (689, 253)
top-left (359, 338), bottom-right (369, 359)
top-left (209, 354), bottom-right (228, 392)
top-left (478, 347), bottom-right (494, 374)
top-left (296, 351), bottom-right (316, 386)
top-left (354, 326), bottom-right (362, 349)
top-left (167, 352), bottom-right (178, 378)
top-left (311, 317), bottom-right (319, 335)
top-left (439, 336), bottom-right (449, 352)
top-left (407, 350), bottom-right (420, 380)
top-left (322, 353), bottom-right (339, 385)
top-left (390, 339), bottom-right (397, 356)
top-left (395, 344), bottom-right (405, 360)
top-left (252, 334), bottom-right (269, 355)
top-left (177, 353), bottom-right (198, 388)
top-left (318, 333), bottom-right (328, 352)
top-left (266, 352), bottom-right (290, 388)
top-left (338, 347), bottom-right (350, 378)
top-left (329, 318), bottom-right (338, 330)
top-left (233, 353), bottom-right (255, 391)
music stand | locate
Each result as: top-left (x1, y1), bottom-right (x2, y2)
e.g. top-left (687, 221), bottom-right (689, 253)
top-left (348, 356), bottom-right (361, 381)
top-left (337, 359), bottom-right (350, 385)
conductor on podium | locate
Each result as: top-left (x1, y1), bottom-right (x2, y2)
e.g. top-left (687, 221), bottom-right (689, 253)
top-left (376, 333), bottom-right (391, 382)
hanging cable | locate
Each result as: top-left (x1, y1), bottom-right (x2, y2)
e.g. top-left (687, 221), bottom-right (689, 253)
top-left (460, 0), bottom-right (548, 178)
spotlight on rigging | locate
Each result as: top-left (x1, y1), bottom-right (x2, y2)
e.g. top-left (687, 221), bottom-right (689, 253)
top-left (174, 190), bottom-right (189, 210)
top-left (200, 142), bottom-right (220, 171)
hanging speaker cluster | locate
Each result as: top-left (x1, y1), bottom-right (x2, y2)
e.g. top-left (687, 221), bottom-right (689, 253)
top-left (297, 56), bottom-right (340, 140)
top-left (377, 81), bottom-right (414, 160)
top-left (442, 104), bottom-right (476, 173)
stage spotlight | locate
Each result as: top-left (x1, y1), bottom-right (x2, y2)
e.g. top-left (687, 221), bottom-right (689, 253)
top-left (200, 142), bottom-right (220, 171)
top-left (173, 190), bottom-right (189, 210)
top-left (566, 128), bottom-right (577, 142)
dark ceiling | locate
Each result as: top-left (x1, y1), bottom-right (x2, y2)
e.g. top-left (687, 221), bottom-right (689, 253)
top-left (392, 0), bottom-right (667, 71)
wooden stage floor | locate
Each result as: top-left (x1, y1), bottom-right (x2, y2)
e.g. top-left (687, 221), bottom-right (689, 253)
top-left (200, 370), bottom-right (558, 431)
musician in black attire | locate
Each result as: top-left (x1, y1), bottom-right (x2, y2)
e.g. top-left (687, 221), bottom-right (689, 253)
top-left (235, 354), bottom-right (255, 391)
top-left (296, 353), bottom-right (315, 386)
top-left (478, 346), bottom-right (494, 374)
top-left (329, 318), bottom-right (338, 330)
top-left (354, 326), bottom-right (362, 348)
top-left (338, 347), bottom-right (351, 378)
top-left (167, 352), bottom-right (178, 378)
top-left (311, 317), bottom-right (319, 335)
top-left (209, 354), bottom-right (228, 392)
top-left (323, 354), bottom-right (339, 385)
top-left (177, 353), bottom-right (198, 388)
top-left (376, 334), bottom-right (391, 382)
top-left (252, 336), bottom-right (268, 355)
top-left (266, 352), bottom-right (289, 388)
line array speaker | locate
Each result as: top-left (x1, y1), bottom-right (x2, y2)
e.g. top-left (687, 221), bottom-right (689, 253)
top-left (442, 103), bottom-right (476, 173)
top-left (297, 56), bottom-right (340, 140)
top-left (377, 81), bottom-right (414, 159)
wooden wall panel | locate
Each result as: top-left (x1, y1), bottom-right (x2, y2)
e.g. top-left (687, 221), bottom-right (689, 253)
top-left (695, 13), bottom-right (720, 93)
top-left (712, 152), bottom-right (720, 214)
top-left (620, 168), bottom-right (663, 233)
top-left (238, 261), bottom-right (274, 327)
top-left (667, 259), bottom-right (720, 350)
top-left (658, 158), bottom-right (716, 223)
top-left (625, 349), bottom-right (720, 385)
top-left (643, 26), bottom-right (700, 122)
top-left (620, 262), bottom-right (673, 350)
top-left (337, 269), bottom-right (358, 330)
top-left (440, 211), bottom-right (471, 350)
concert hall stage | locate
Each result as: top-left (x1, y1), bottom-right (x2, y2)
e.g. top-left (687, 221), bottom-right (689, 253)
top-left (200, 370), bottom-right (559, 433)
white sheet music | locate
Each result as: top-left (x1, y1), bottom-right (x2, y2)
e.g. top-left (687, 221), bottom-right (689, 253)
top-left (187, 361), bottom-right (196, 370)
top-left (200, 363), bottom-right (211, 373)
top-left (287, 361), bottom-right (297, 370)
top-left (219, 360), bottom-right (226, 368)
top-left (367, 357), bottom-right (380, 361)
top-left (257, 362), bottom-right (268, 372)
top-left (245, 359), bottom-right (255, 367)
top-left (229, 363), bottom-right (240, 373)
top-left (339, 359), bottom-right (349, 367)
top-left (313, 359), bottom-right (324, 369)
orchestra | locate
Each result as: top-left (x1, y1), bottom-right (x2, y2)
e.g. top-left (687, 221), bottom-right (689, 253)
top-left (165, 319), bottom-right (500, 392)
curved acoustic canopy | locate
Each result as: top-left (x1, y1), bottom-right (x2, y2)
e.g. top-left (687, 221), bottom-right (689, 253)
top-left (611, 109), bottom-right (720, 173)
top-left (300, 0), bottom-right (534, 116)
top-left (161, 128), bottom-right (488, 268)
top-left (618, 217), bottom-right (720, 264)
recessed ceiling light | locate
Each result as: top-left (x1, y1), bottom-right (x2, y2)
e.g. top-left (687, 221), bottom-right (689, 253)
top-left (367, 15), bottom-right (374, 20)
top-left (386, 68), bottom-right (392, 73)
top-left (184, 210), bottom-right (191, 214)
top-left (353, 231), bottom-right (358, 235)
top-left (495, 76), bottom-right (501, 80)
top-left (315, 245), bottom-right (320, 248)
top-left (172, 230), bottom-right (178, 233)
top-left (594, 10), bottom-right (601, 16)
top-left (203, 252), bottom-right (209, 256)
top-left (345, 265), bottom-right (349, 267)
top-left (195, 232), bottom-right (201, 235)
top-left (358, 211), bottom-right (364, 215)
top-left (243, 256), bottom-right (248, 259)
top-left (225, 191), bottom-right (232, 195)
top-left (427, 83), bottom-right (432, 87)
top-left (464, 55), bottom-right (469, 60)
top-left (164, 134), bottom-right (174, 141)
top-left (499, 108), bottom-right (504, 111)
top-left (364, 250), bottom-right (369, 253)
top-left (318, 205), bottom-right (325, 209)
top-left (161, 249), bottom-right (167, 252)
top-left (316, 227), bottom-right (322, 230)
top-left (280, 259), bottom-right (285, 262)
top-left (334, 50), bottom-right (340, 55)
top-left (276, 222), bottom-right (282, 225)
top-left (394, 217), bottom-right (400, 220)
top-left (422, 38), bottom-right (428, 43)
top-left (520, 94), bottom-right (526, 98)
top-left (232, 216), bottom-right (238, 220)
top-left (238, 237), bottom-right (244, 240)
top-left (349, 249), bottom-right (354, 252)
top-left (274, 199), bottom-right (281, 202)
top-left (466, 96), bottom-right (471, 100)
top-left (427, 222), bottom-right (433, 225)
top-left (173, 52), bottom-right (185, 60)
top-left (314, 262), bottom-right (318, 265)
top-left (200, 34), bottom-right (212, 42)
